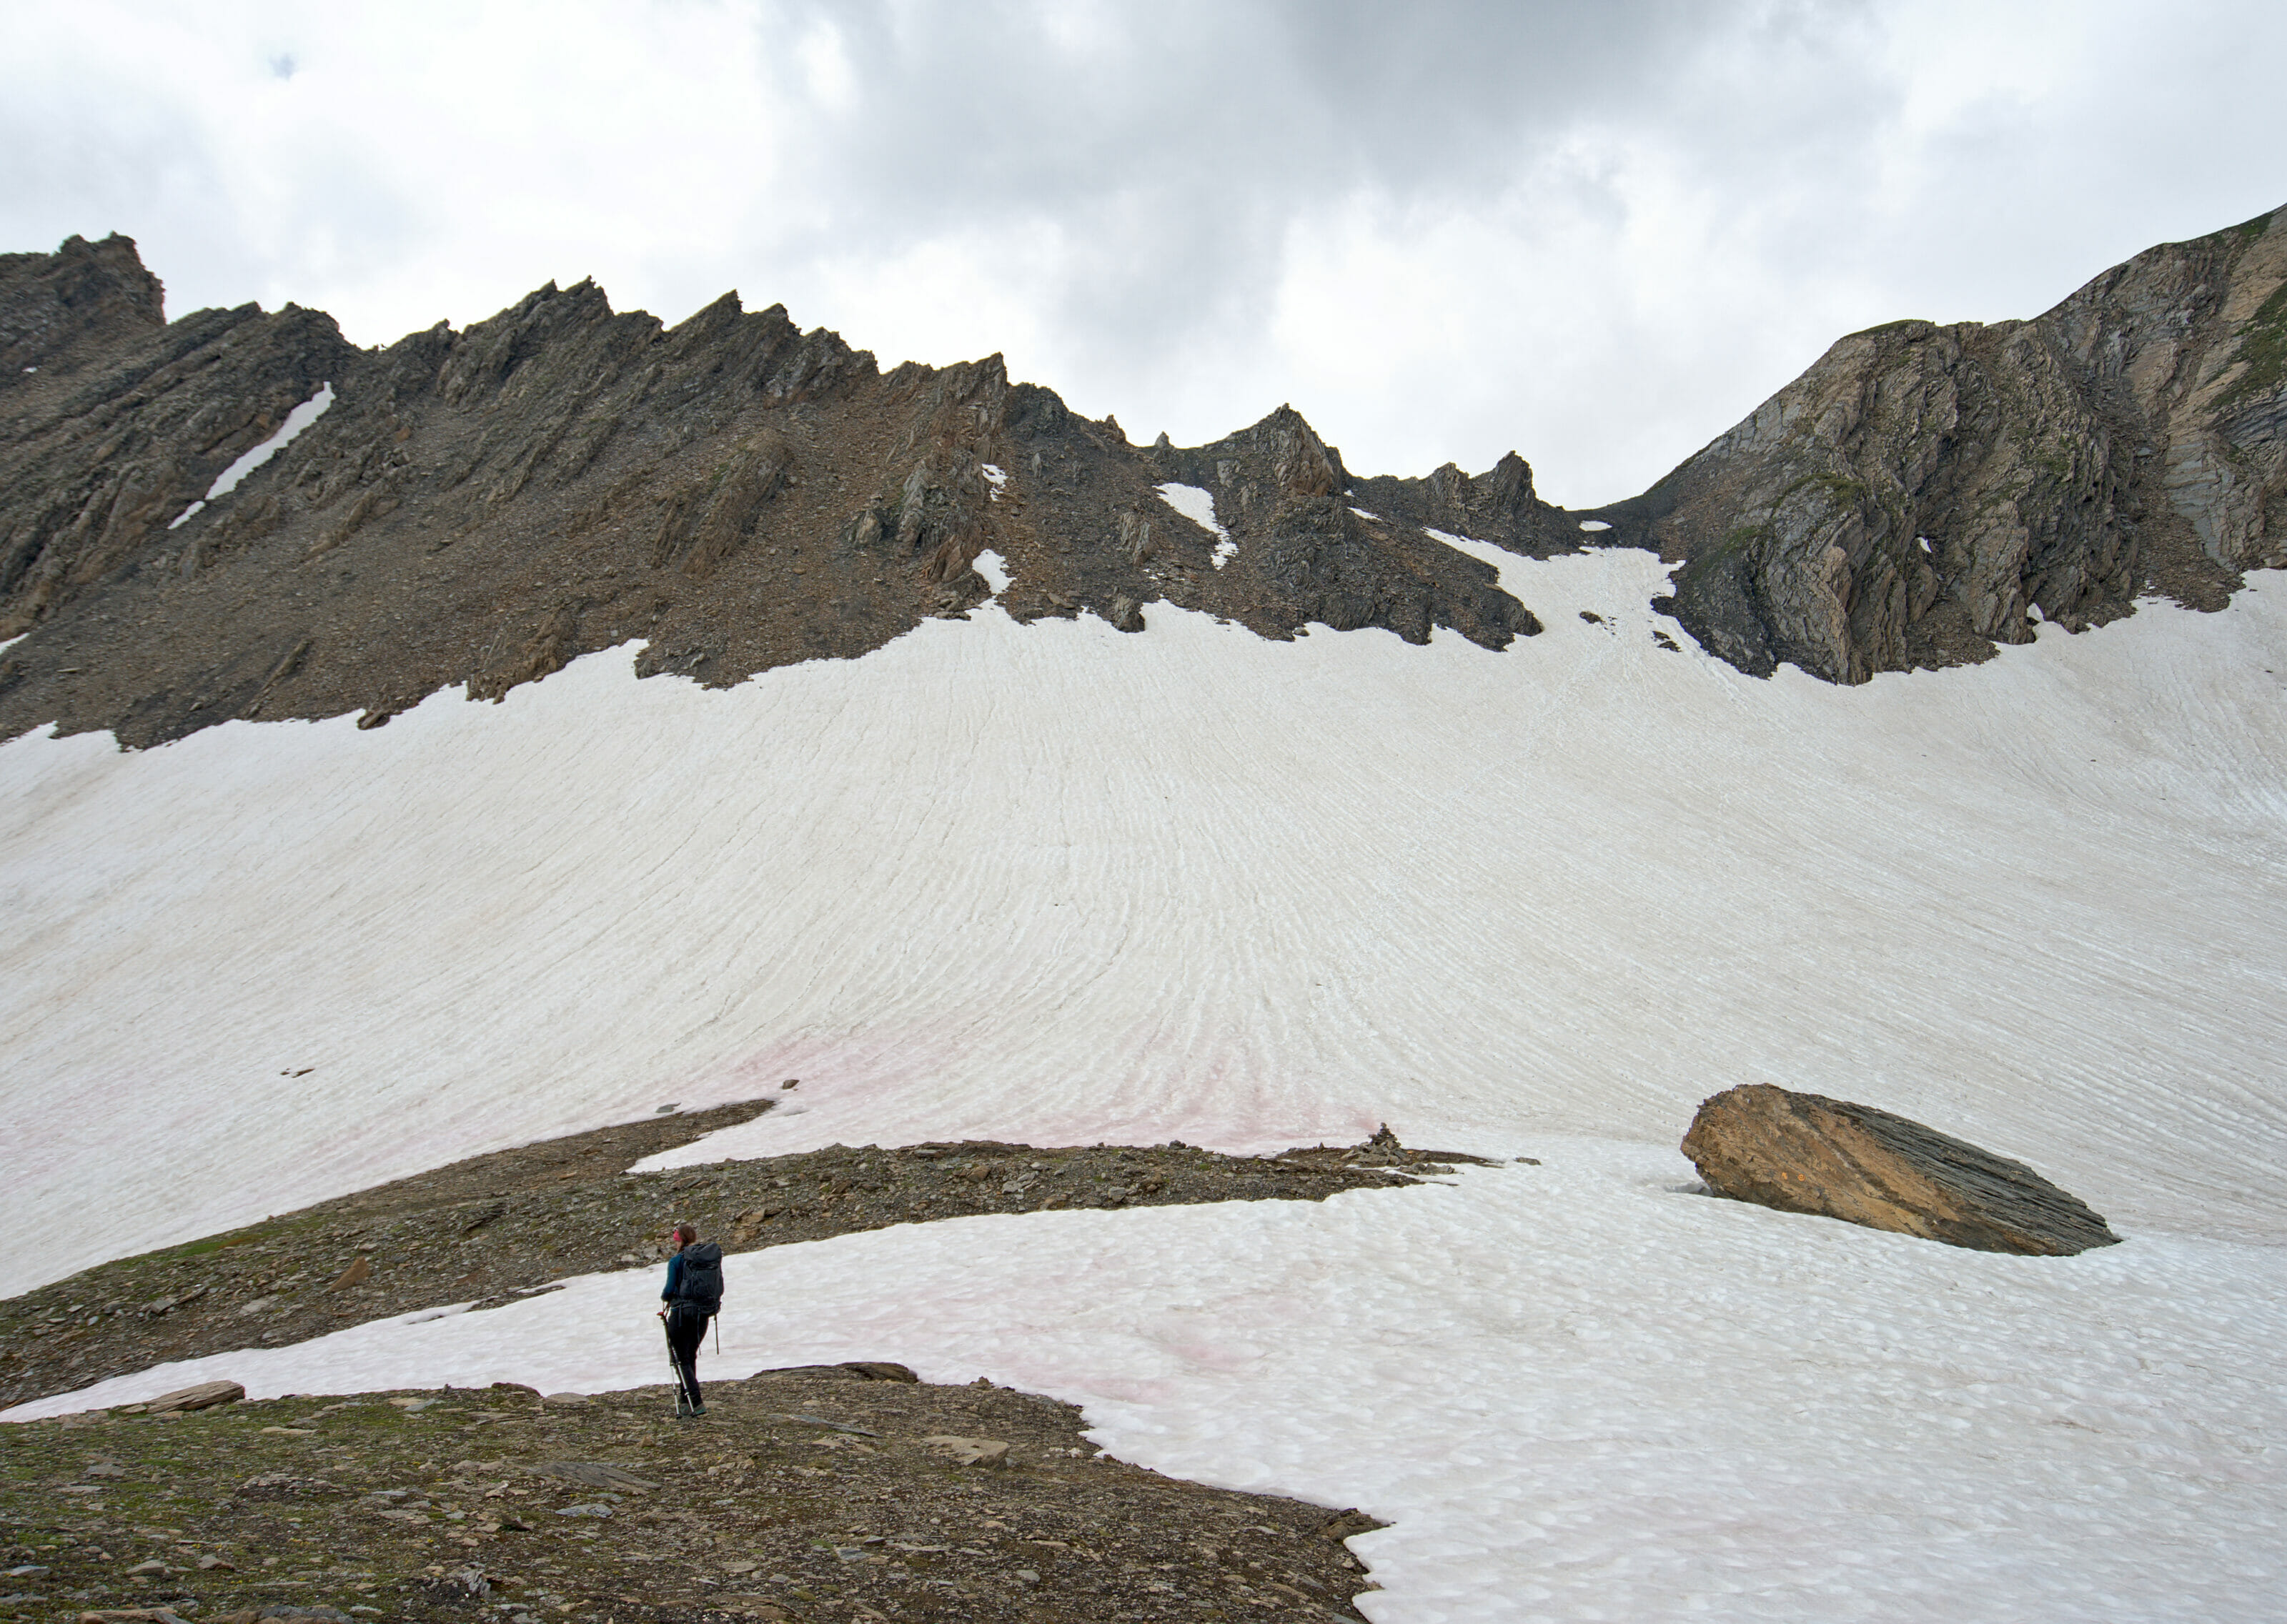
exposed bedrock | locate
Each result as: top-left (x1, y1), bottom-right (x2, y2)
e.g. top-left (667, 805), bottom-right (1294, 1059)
top-left (1680, 1084), bottom-right (2121, 1256)
top-left (0, 239), bottom-right (1543, 748)
top-left (1, 205), bottom-right (2282, 740)
top-left (1608, 204), bottom-right (2287, 682)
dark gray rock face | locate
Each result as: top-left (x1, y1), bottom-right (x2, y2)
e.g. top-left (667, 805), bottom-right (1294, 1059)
top-left (0, 241), bottom-right (1542, 748)
top-left (4, 206), bottom-right (2281, 737)
top-left (1149, 407), bottom-right (1543, 647)
top-left (0, 231), bottom-right (165, 377)
top-left (1617, 205), bottom-right (2286, 682)
top-left (1681, 1084), bottom-right (2121, 1255)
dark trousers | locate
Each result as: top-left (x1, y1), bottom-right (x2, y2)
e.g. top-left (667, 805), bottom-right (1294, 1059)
top-left (665, 1303), bottom-right (708, 1406)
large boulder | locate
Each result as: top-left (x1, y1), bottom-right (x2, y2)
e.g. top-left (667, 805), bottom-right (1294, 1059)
top-left (132, 1379), bottom-right (245, 1413)
top-left (1680, 1085), bottom-right (2120, 1255)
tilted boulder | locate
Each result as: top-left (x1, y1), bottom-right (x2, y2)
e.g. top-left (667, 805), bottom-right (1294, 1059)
top-left (132, 1379), bottom-right (246, 1413)
top-left (1680, 1085), bottom-right (2120, 1255)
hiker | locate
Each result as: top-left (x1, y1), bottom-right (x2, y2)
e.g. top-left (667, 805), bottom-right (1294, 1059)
top-left (658, 1221), bottom-right (723, 1418)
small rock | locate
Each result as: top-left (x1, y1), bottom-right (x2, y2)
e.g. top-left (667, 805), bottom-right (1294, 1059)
top-left (527, 1460), bottom-right (658, 1490)
top-left (139, 1380), bottom-right (244, 1413)
top-left (1681, 1084), bottom-right (2121, 1255)
top-left (328, 1257), bottom-right (370, 1290)
top-left (922, 1435), bottom-right (1009, 1468)
top-left (838, 1361), bottom-right (918, 1383)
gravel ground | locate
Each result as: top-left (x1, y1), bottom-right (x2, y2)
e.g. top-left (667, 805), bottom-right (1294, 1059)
top-left (0, 1365), bottom-right (1382, 1623)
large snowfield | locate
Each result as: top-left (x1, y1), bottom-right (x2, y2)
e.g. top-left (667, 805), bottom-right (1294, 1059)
top-left (4, 545), bottom-right (2284, 1621)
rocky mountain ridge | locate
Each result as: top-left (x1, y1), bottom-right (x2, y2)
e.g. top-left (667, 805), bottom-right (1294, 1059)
top-left (1609, 205), bottom-right (2287, 680)
top-left (1, 206), bottom-right (2281, 744)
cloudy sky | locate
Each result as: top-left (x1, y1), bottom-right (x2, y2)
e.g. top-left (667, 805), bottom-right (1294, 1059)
top-left (5, 1), bottom-right (2282, 507)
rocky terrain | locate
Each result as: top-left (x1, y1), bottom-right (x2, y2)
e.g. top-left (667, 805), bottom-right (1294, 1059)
top-left (0, 1110), bottom-right (1486, 1415)
top-left (0, 237), bottom-right (1554, 750)
top-left (1607, 206), bottom-right (2287, 680)
top-left (0, 1366), bottom-right (1382, 1623)
top-left (1, 209), bottom-right (2281, 738)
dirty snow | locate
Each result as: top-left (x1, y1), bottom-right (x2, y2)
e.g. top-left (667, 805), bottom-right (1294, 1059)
top-left (167, 383), bottom-right (335, 529)
top-left (4, 549), bottom-right (2286, 1620)
top-left (1156, 481), bottom-right (1236, 568)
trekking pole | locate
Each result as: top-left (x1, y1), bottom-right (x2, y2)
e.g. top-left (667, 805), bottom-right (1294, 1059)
top-left (662, 1314), bottom-right (694, 1412)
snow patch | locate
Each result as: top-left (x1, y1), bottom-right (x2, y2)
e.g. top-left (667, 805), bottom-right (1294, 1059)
top-left (1577, 518), bottom-right (1612, 532)
top-left (1156, 482), bottom-right (1235, 568)
top-left (973, 549), bottom-right (1009, 594)
top-left (169, 383), bottom-right (335, 529)
top-left (4, 557), bottom-right (2287, 1620)
top-left (10, 1153), bottom-right (2286, 1623)
top-left (981, 463), bottom-right (1007, 501)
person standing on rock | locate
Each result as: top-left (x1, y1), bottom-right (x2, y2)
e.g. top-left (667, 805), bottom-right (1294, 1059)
top-left (658, 1222), bottom-right (723, 1418)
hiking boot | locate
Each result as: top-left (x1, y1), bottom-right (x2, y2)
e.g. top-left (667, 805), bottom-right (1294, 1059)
top-left (688, 1403), bottom-right (708, 1418)
top-left (673, 1395), bottom-right (691, 1419)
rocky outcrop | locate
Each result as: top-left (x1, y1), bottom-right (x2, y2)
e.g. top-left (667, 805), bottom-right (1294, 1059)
top-left (128, 1380), bottom-right (244, 1414)
top-left (4, 206), bottom-right (2281, 738)
top-left (0, 239), bottom-right (1543, 748)
top-left (1609, 204), bottom-right (2286, 681)
top-left (1147, 407), bottom-right (1543, 647)
top-left (1680, 1084), bottom-right (2120, 1255)
top-left (0, 232), bottom-right (164, 379)
top-left (1350, 450), bottom-right (1577, 556)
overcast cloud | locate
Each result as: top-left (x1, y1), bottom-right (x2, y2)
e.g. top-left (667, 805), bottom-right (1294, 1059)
top-left (4, 1), bottom-right (2283, 504)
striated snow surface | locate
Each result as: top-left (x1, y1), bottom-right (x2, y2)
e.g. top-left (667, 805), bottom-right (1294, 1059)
top-left (4, 548), bottom-right (2286, 1620)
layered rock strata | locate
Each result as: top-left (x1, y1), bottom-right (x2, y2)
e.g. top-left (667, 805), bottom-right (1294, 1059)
top-left (1604, 206), bottom-right (2287, 679)
top-left (1680, 1083), bottom-right (2120, 1255)
top-left (0, 236), bottom-right (1549, 749)
top-left (2, 205), bottom-right (2281, 738)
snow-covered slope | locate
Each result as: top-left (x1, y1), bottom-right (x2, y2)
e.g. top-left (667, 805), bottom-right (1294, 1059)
top-left (5, 551), bottom-right (2286, 1620)
top-left (8, 550), bottom-right (2281, 1278)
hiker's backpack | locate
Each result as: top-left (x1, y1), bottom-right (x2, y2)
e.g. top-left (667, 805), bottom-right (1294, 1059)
top-left (673, 1242), bottom-right (724, 1315)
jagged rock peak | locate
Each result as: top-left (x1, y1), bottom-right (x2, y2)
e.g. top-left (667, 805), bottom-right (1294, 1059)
top-left (0, 231), bottom-right (167, 382)
top-left (0, 234), bottom-right (1549, 748)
